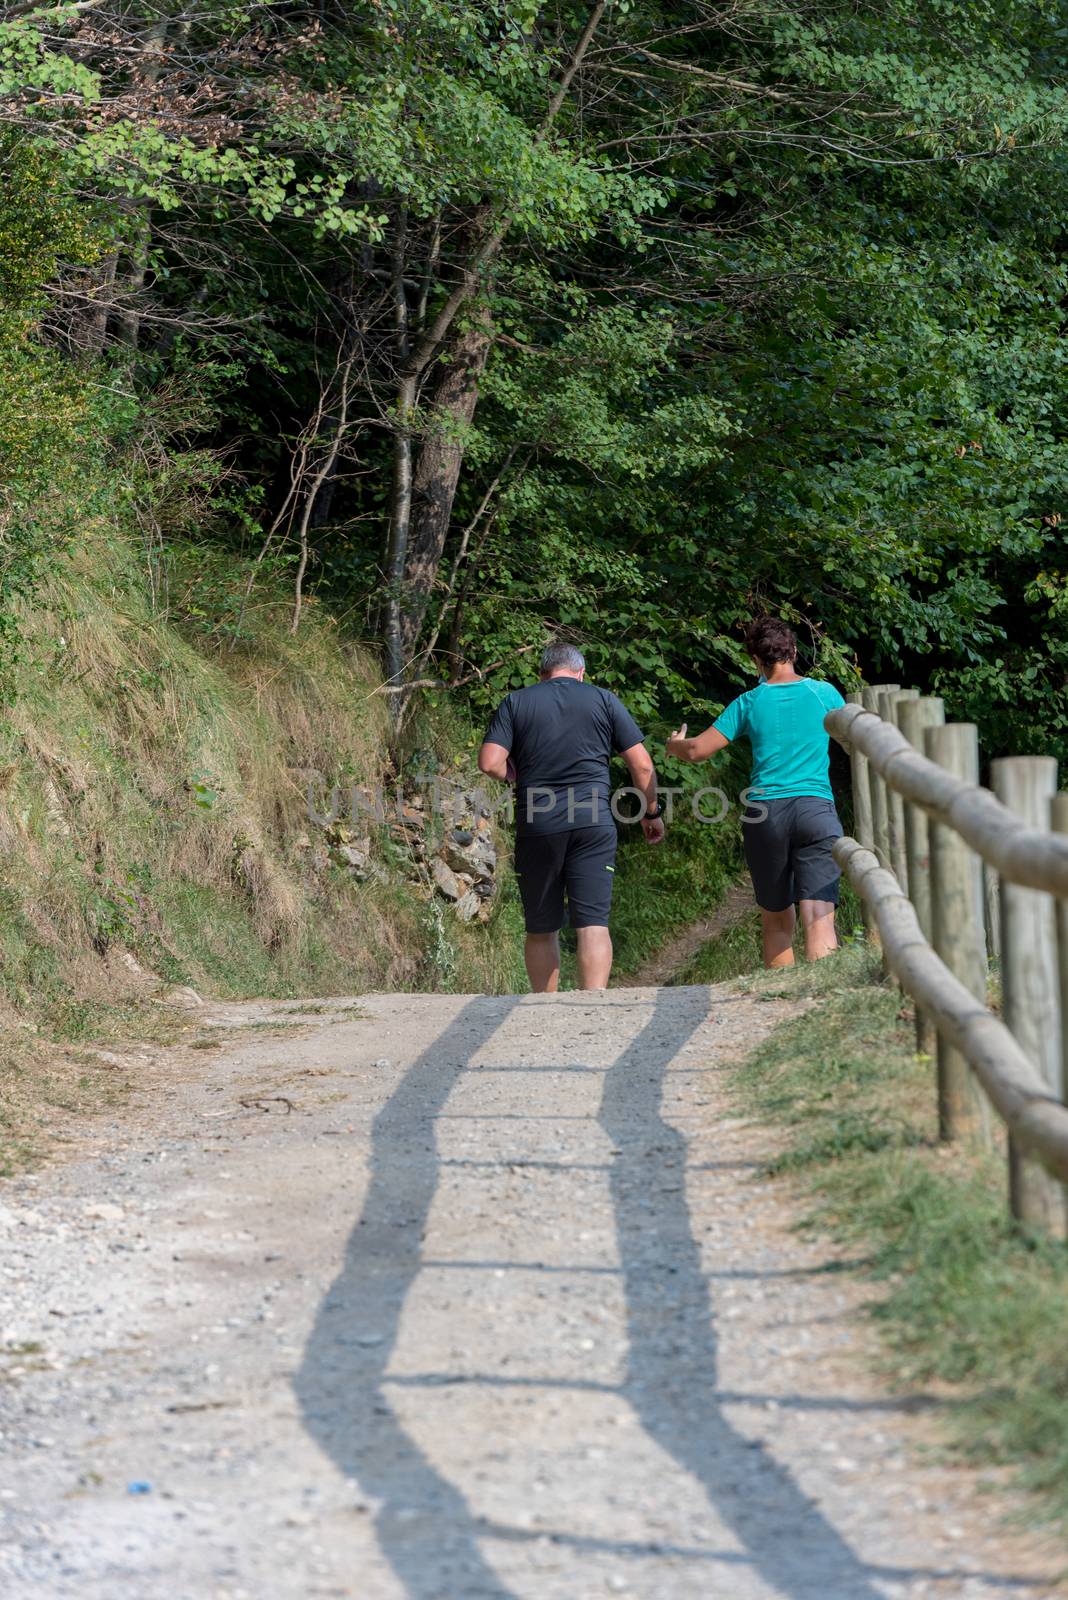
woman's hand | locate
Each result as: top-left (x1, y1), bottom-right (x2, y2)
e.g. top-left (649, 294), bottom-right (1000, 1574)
top-left (665, 723), bottom-right (689, 760)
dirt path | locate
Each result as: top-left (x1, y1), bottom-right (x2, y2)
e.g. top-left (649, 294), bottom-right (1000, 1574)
top-left (0, 985), bottom-right (1062, 1599)
top-left (628, 882), bottom-right (754, 987)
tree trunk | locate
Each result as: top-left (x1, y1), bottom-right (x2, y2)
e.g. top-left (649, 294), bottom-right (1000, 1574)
top-left (382, 204), bottom-right (413, 695)
top-left (77, 252), bottom-right (118, 358)
top-left (115, 15), bottom-right (173, 350)
top-left (383, 374), bottom-right (416, 688)
top-left (399, 302), bottom-right (493, 656)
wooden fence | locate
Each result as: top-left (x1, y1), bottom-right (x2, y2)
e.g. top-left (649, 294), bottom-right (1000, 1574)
top-left (825, 693), bottom-right (1068, 1238)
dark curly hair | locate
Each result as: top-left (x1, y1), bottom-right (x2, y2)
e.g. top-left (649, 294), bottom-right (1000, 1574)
top-left (744, 616), bottom-right (797, 671)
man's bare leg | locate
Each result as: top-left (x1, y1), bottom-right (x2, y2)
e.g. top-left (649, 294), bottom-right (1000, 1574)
top-left (760, 906), bottom-right (796, 968)
top-left (525, 932), bottom-right (560, 993)
top-left (576, 924), bottom-right (612, 990)
top-left (800, 898), bottom-right (838, 960)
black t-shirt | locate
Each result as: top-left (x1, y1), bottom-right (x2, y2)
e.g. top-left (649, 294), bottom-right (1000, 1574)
top-left (483, 677), bottom-right (645, 835)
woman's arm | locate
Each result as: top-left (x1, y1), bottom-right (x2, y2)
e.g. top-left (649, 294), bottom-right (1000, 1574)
top-left (665, 722), bottom-right (730, 763)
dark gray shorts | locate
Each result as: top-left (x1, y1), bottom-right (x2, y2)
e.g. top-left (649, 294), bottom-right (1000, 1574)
top-left (513, 825), bottom-right (618, 933)
top-left (742, 796), bottom-right (843, 913)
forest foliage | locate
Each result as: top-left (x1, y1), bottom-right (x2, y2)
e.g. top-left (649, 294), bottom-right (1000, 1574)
top-left (2, 0), bottom-right (1067, 760)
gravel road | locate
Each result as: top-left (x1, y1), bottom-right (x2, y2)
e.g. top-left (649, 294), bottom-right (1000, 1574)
top-left (0, 983), bottom-right (1062, 1599)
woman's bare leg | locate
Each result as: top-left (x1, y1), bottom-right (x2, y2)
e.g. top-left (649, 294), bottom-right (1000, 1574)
top-left (800, 899), bottom-right (838, 960)
top-left (760, 906), bottom-right (796, 968)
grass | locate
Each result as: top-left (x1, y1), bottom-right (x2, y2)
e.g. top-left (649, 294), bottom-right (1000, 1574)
top-left (726, 940), bottom-right (1068, 1534)
top-left (0, 1028), bottom-right (159, 1176)
top-left (609, 814), bottom-right (740, 980)
top-left (674, 910), bottom-right (764, 984)
top-left (675, 877), bottom-right (868, 987)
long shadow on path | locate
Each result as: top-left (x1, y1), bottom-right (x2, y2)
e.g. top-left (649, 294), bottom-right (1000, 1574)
top-left (598, 984), bottom-right (890, 1600)
top-left (296, 995), bottom-right (523, 1599)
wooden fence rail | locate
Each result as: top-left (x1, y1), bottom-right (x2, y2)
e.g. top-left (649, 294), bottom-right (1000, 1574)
top-left (827, 703), bottom-right (1068, 896)
top-left (825, 699), bottom-right (1068, 1237)
top-left (835, 841), bottom-right (1068, 1184)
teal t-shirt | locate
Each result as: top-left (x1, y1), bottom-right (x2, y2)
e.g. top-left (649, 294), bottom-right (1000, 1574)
top-left (712, 677), bottom-right (845, 800)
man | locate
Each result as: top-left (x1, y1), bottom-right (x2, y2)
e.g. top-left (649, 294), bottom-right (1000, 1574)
top-left (666, 617), bottom-right (844, 968)
top-left (479, 642), bottom-right (665, 992)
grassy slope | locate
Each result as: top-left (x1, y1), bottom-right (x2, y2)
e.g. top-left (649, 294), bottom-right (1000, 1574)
top-left (0, 531), bottom-right (531, 1168)
top-left (723, 944), bottom-right (1068, 1535)
top-left (4, 531), bottom-right (533, 1003)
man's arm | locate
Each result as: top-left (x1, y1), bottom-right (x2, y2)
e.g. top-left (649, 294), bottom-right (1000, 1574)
top-left (665, 722), bottom-right (730, 763)
top-left (621, 741), bottom-right (665, 843)
top-left (478, 741), bottom-right (513, 783)
top-left (479, 693), bottom-right (516, 782)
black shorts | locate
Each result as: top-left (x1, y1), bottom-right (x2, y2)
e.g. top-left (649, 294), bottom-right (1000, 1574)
top-left (742, 796), bottom-right (843, 913)
top-left (513, 826), bottom-right (617, 933)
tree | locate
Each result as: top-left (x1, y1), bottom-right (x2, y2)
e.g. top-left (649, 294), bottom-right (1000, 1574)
top-left (4, 0), bottom-right (1068, 756)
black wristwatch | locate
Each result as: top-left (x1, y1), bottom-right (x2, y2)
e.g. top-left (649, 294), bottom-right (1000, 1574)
top-left (646, 803), bottom-right (664, 821)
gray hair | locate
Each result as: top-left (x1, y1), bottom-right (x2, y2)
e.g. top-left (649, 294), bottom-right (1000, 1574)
top-left (540, 641), bottom-right (586, 676)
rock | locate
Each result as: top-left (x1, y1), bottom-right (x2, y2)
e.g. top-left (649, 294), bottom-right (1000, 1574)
top-left (455, 890), bottom-right (481, 923)
top-left (325, 821), bottom-right (372, 874)
top-left (442, 842), bottom-right (473, 875)
top-left (472, 876), bottom-right (495, 900)
top-left (114, 950), bottom-right (152, 980)
top-left (431, 859), bottom-right (463, 901)
top-left (453, 824), bottom-right (496, 859)
top-left (334, 840), bottom-right (371, 871)
top-left (156, 984), bottom-right (203, 1009)
top-left (443, 835), bottom-right (496, 878)
top-left (84, 1203), bottom-right (125, 1223)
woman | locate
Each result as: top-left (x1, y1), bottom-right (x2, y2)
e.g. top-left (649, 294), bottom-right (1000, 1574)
top-left (666, 617), bottom-right (845, 968)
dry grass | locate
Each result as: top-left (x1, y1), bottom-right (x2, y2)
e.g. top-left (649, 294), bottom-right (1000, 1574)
top-left (0, 529), bottom-right (514, 1168)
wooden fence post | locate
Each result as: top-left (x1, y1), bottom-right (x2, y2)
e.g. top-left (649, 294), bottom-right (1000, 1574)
top-left (983, 863), bottom-right (1002, 965)
top-left (845, 691), bottom-right (874, 938)
top-left (861, 684), bottom-right (900, 871)
top-left (898, 695), bottom-right (944, 1054)
top-left (925, 723), bottom-right (990, 1145)
top-left (1053, 792), bottom-right (1068, 1112)
top-left (993, 758), bottom-right (1066, 1238)
top-left (881, 689), bottom-right (919, 894)
top-left (845, 691), bottom-right (873, 850)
